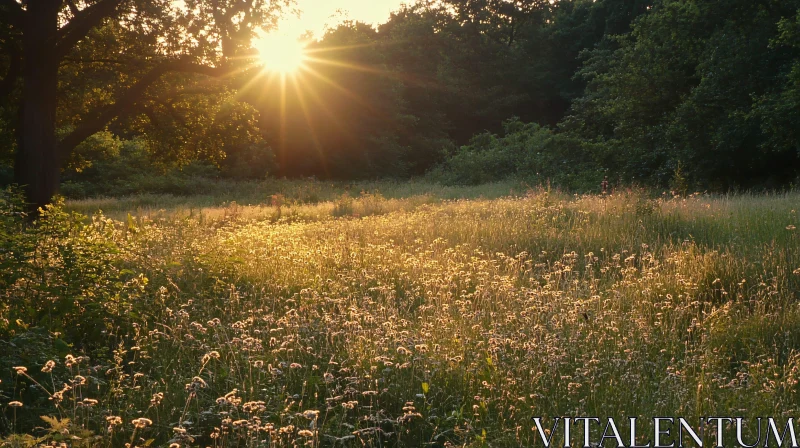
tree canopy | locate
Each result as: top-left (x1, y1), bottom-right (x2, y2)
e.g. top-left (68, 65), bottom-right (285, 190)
top-left (0, 0), bottom-right (289, 210)
top-left (2, 0), bottom-right (800, 207)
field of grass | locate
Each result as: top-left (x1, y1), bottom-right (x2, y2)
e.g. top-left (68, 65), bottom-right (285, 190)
top-left (64, 179), bottom-right (525, 222)
top-left (1, 181), bottom-right (800, 447)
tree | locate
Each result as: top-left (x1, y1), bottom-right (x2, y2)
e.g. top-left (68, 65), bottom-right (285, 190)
top-left (0, 0), bottom-right (289, 212)
top-left (562, 0), bottom-right (800, 188)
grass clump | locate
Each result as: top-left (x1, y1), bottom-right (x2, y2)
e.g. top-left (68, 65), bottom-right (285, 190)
top-left (1, 182), bottom-right (799, 446)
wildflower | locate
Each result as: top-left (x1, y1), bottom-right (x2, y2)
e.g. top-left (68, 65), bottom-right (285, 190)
top-left (243, 401), bottom-right (266, 413)
top-left (150, 392), bottom-right (164, 406)
top-left (396, 346), bottom-right (412, 356)
top-left (13, 366), bottom-right (26, 375)
top-left (301, 409), bottom-right (320, 420)
top-left (106, 415), bottom-right (122, 432)
top-left (169, 444), bottom-right (180, 448)
top-left (787, 225), bottom-right (797, 231)
top-left (298, 429), bottom-right (314, 437)
top-left (8, 401), bottom-right (22, 407)
top-left (132, 418), bottom-right (152, 429)
top-left (253, 360), bottom-right (264, 368)
top-left (398, 412), bottom-right (422, 423)
top-left (106, 416), bottom-right (123, 426)
top-left (186, 376), bottom-right (207, 392)
top-left (41, 360), bottom-right (56, 373)
top-left (172, 427), bottom-right (187, 434)
top-left (201, 351), bottom-right (220, 363)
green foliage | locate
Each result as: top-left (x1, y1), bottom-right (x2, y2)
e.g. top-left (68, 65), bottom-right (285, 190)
top-left (670, 161), bottom-right (689, 197)
top-left (432, 118), bottom-right (603, 190)
top-left (6, 0), bottom-right (800, 200)
top-left (564, 0), bottom-right (800, 189)
top-left (0, 192), bottom-right (126, 344)
top-left (57, 134), bottom-right (276, 198)
top-left (219, 142), bottom-right (276, 180)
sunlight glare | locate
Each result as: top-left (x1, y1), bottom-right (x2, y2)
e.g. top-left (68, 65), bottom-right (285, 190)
top-left (254, 32), bottom-right (307, 73)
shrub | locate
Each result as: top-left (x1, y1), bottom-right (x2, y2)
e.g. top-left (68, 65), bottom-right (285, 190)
top-left (220, 142), bottom-right (276, 180)
top-left (0, 193), bottom-right (128, 345)
top-left (58, 134), bottom-right (278, 199)
top-left (430, 118), bottom-right (604, 191)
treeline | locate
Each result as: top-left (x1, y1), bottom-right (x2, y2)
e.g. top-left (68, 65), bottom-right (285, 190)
top-left (257, 0), bottom-right (651, 181)
top-left (262, 0), bottom-right (800, 190)
top-left (2, 0), bottom-right (799, 194)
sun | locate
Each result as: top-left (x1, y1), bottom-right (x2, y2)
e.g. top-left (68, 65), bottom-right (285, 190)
top-left (254, 31), bottom-right (308, 73)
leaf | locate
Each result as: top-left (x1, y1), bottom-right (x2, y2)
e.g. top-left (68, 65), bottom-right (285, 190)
top-left (421, 382), bottom-right (429, 394)
top-left (40, 415), bottom-right (70, 432)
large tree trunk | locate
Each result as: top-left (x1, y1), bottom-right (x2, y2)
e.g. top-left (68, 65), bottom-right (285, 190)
top-left (14, 0), bottom-right (62, 214)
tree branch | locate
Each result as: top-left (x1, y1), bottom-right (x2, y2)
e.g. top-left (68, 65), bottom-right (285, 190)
top-left (0, 0), bottom-right (23, 29)
top-left (58, 59), bottom-right (240, 162)
top-left (61, 57), bottom-right (127, 66)
top-left (55, 0), bottom-right (125, 61)
top-left (66, 0), bottom-right (80, 16)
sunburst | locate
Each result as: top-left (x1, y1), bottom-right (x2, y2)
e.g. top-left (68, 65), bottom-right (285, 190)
top-left (253, 31), bottom-right (308, 73)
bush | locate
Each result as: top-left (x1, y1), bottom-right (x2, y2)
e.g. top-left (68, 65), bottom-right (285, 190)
top-left (430, 118), bottom-right (604, 191)
top-left (219, 142), bottom-right (276, 180)
top-left (59, 134), bottom-right (278, 199)
top-left (0, 191), bottom-right (130, 345)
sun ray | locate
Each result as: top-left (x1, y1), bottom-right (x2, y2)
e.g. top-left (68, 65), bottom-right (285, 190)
top-left (294, 73), bottom-right (349, 134)
top-left (277, 73), bottom-right (289, 168)
top-left (231, 67), bottom-right (271, 100)
top-left (298, 65), bottom-right (376, 112)
top-left (304, 56), bottom-right (389, 76)
top-left (303, 54), bottom-right (436, 89)
top-left (304, 41), bottom-right (380, 55)
top-left (289, 75), bottom-right (330, 176)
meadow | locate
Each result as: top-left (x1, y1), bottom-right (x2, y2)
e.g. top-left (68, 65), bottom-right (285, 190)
top-left (1, 180), bottom-right (799, 447)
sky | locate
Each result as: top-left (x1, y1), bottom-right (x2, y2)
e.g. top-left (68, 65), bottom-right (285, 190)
top-left (274, 0), bottom-right (413, 38)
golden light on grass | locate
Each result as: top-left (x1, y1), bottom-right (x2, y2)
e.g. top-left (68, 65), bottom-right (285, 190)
top-left (254, 31), bottom-right (308, 74)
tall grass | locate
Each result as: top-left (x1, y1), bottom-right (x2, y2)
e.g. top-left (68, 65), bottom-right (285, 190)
top-left (64, 179), bottom-right (523, 221)
top-left (1, 183), bottom-right (799, 447)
